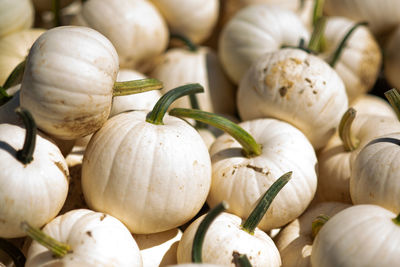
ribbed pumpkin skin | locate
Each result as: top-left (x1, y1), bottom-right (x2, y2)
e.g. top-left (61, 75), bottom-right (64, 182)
top-left (82, 111), bottom-right (211, 234)
top-left (20, 26), bottom-right (119, 140)
top-left (208, 118), bottom-right (317, 231)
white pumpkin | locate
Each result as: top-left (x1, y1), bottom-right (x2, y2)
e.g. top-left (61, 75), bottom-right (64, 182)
top-left (25, 209), bottom-right (143, 266)
top-left (274, 202), bottom-right (350, 267)
top-left (150, 0), bottom-right (219, 44)
top-left (320, 17), bottom-right (382, 102)
top-left (208, 118), bottom-right (317, 231)
top-left (72, 0), bottom-right (168, 70)
top-left (311, 204), bottom-right (400, 267)
top-left (0, 0), bottom-right (34, 38)
top-left (351, 94), bottom-right (397, 118)
top-left (151, 46), bottom-right (236, 115)
top-left (219, 4), bottom-right (310, 84)
top-left (20, 26), bottom-right (119, 140)
top-left (0, 29), bottom-right (45, 86)
top-left (0, 109), bottom-right (69, 238)
top-left (237, 48), bottom-right (348, 149)
top-left (384, 25), bottom-right (400, 90)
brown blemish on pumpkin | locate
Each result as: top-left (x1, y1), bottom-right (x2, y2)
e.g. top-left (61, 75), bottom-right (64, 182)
top-left (305, 78), bottom-right (312, 83)
top-left (54, 161), bottom-right (69, 182)
top-left (313, 90), bottom-right (318, 94)
top-left (100, 214), bottom-right (107, 221)
top-left (86, 231), bottom-right (92, 237)
top-left (279, 86), bottom-right (288, 97)
top-left (246, 164), bottom-right (270, 176)
top-left (289, 57), bottom-right (302, 64)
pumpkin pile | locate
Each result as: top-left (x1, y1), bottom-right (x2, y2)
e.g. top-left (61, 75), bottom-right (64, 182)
top-left (1, 0), bottom-right (400, 266)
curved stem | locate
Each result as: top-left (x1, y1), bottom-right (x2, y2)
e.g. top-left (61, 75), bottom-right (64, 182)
top-left (189, 94), bottom-right (207, 129)
top-left (308, 16), bottom-right (326, 53)
top-left (311, 214), bottom-right (330, 239)
top-left (170, 33), bottom-right (198, 52)
top-left (112, 78), bottom-right (163, 96)
top-left (0, 239), bottom-right (26, 267)
top-left (52, 0), bottom-right (61, 27)
top-left (192, 201), bottom-right (229, 263)
top-left (169, 108), bottom-right (262, 157)
top-left (393, 213), bottom-right (400, 226)
top-left (21, 221), bottom-right (71, 258)
top-left (330, 22), bottom-right (368, 67)
top-left (3, 60), bottom-right (26, 89)
top-left (146, 83), bottom-right (204, 125)
top-left (0, 86), bottom-right (11, 105)
top-left (232, 252), bottom-right (253, 267)
top-left (15, 107), bottom-right (36, 164)
top-left (241, 171), bottom-right (292, 234)
top-left (384, 89), bottom-right (400, 121)
top-left (338, 108), bottom-right (359, 151)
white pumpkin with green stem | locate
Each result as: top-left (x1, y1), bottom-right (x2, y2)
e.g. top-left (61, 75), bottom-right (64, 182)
top-left (149, 0), bottom-right (219, 44)
top-left (384, 25), bottom-right (400, 90)
top-left (237, 47), bottom-right (348, 149)
top-left (219, 4), bottom-right (310, 84)
top-left (311, 204), bottom-right (400, 267)
top-left (82, 84), bottom-right (211, 234)
top-left (274, 201), bottom-right (350, 267)
top-left (0, 29), bottom-right (45, 86)
top-left (171, 108), bottom-right (317, 231)
top-left (24, 209), bottom-right (142, 266)
top-left (0, 0), bottom-right (34, 38)
top-left (316, 108), bottom-right (400, 203)
top-left (151, 34), bottom-right (236, 115)
top-left (19, 26), bottom-right (163, 140)
top-left (0, 108), bottom-right (69, 238)
top-left (72, 0), bottom-right (168, 70)
top-left (176, 173), bottom-right (291, 266)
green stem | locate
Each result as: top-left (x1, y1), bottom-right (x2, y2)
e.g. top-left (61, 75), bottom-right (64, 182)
top-left (52, 0), bottom-right (61, 27)
top-left (170, 33), bottom-right (198, 52)
top-left (189, 94), bottom-right (207, 129)
top-left (311, 214), bottom-right (330, 238)
top-left (232, 252), bottom-right (253, 267)
top-left (308, 16), bottom-right (326, 53)
top-left (3, 60), bottom-right (26, 89)
top-left (338, 108), bottom-right (359, 151)
top-left (241, 171), bottom-right (292, 234)
top-left (312, 0), bottom-right (325, 27)
top-left (330, 22), bottom-right (368, 67)
top-left (392, 213), bottom-right (400, 226)
top-left (169, 108), bottom-right (262, 157)
top-left (146, 83), bottom-right (204, 125)
top-left (384, 89), bottom-right (400, 121)
top-left (15, 107), bottom-right (36, 164)
top-left (192, 201), bottom-right (229, 263)
top-left (21, 221), bottom-right (71, 258)
top-left (0, 239), bottom-right (26, 267)
top-left (0, 86), bottom-right (11, 105)
top-left (112, 78), bottom-right (163, 96)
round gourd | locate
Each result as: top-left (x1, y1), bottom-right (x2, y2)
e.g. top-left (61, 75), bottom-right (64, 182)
top-left (351, 94), bottom-right (396, 118)
top-left (219, 4), bottom-right (310, 84)
top-left (72, 0), bottom-right (168, 70)
top-left (237, 48), bottom-right (348, 149)
top-left (0, 0), bottom-right (34, 38)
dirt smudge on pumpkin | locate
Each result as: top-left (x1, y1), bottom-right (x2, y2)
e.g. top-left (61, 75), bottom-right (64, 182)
top-left (100, 214), bottom-right (107, 221)
top-left (279, 86), bottom-right (288, 97)
top-left (86, 231), bottom-right (92, 238)
top-left (246, 164), bottom-right (270, 176)
top-left (54, 161), bottom-right (70, 182)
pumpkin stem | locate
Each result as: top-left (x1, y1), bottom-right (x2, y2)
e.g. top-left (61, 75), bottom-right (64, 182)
top-left (170, 33), bottom-right (198, 52)
top-left (147, 83), bottom-right (204, 125)
top-left (330, 22), bottom-right (368, 67)
top-left (189, 94), bottom-right (207, 129)
top-left (192, 201), bottom-right (229, 263)
top-left (311, 214), bottom-right (330, 239)
top-left (0, 86), bottom-right (11, 105)
top-left (0, 238), bottom-right (26, 267)
top-left (392, 213), bottom-right (400, 226)
top-left (3, 59), bottom-right (26, 90)
top-left (299, 0), bottom-right (305, 10)
top-left (308, 16), bottom-right (326, 53)
top-left (15, 107), bottom-right (36, 164)
top-left (384, 88), bottom-right (400, 121)
top-left (312, 0), bottom-right (325, 27)
top-left (241, 171), bottom-right (292, 234)
top-left (112, 78), bottom-right (163, 96)
top-left (169, 108), bottom-right (262, 157)
top-left (232, 251), bottom-right (253, 267)
top-left (52, 0), bottom-right (61, 27)
top-left (21, 221), bottom-right (71, 258)
top-left (339, 108), bottom-right (359, 151)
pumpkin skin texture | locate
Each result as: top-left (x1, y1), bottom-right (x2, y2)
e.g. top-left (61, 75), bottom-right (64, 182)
top-left (20, 26), bottom-right (119, 140)
top-left (72, 0), bottom-right (168, 70)
top-left (219, 4), bottom-right (309, 84)
top-left (0, 0), bottom-right (34, 38)
top-left (150, 47), bottom-right (236, 115)
top-left (311, 204), bottom-right (400, 267)
top-left (350, 133), bottom-right (400, 214)
top-left (150, 0), bottom-right (219, 44)
top-left (82, 111), bottom-right (211, 234)
top-left (237, 48), bottom-right (348, 149)
top-left (0, 123), bottom-right (69, 238)
top-left (25, 209), bottom-right (143, 267)
top-left (177, 212), bottom-right (281, 266)
top-left (351, 94), bottom-right (397, 118)
top-left (208, 118), bottom-right (317, 231)
top-left (274, 202), bottom-right (350, 267)
top-left (384, 25), bottom-right (400, 90)
top-left (0, 28), bottom-right (45, 85)
top-left (320, 17), bottom-right (382, 102)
